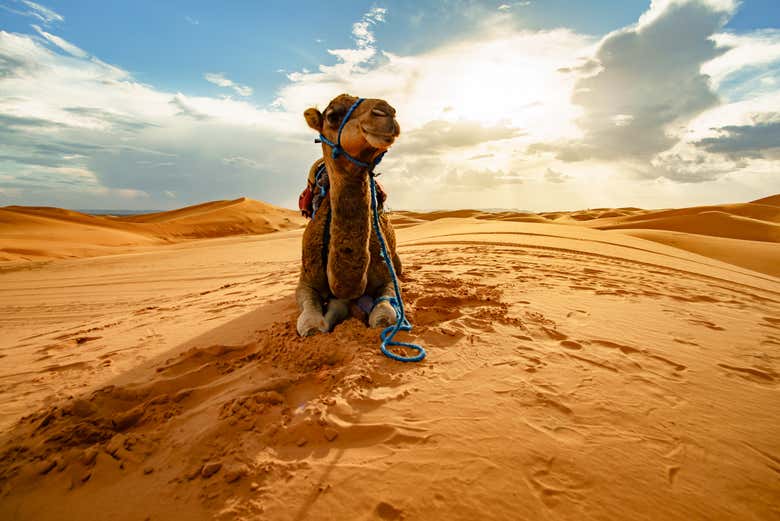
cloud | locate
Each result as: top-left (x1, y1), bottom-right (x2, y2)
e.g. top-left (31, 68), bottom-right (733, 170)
top-left (0, 28), bottom-right (306, 209)
top-left (184, 16), bottom-right (199, 25)
top-left (137, 160), bottom-right (175, 168)
top-left (204, 72), bottom-right (253, 97)
top-left (703, 29), bottom-right (780, 93)
top-left (169, 94), bottom-right (210, 120)
top-left (442, 168), bottom-right (524, 191)
top-left (352, 7), bottom-right (387, 49)
top-left (1, 1), bottom-right (64, 25)
top-left (544, 168), bottom-right (569, 183)
top-left (62, 106), bottom-right (158, 131)
top-left (694, 113), bottom-right (780, 159)
top-left (650, 144), bottom-right (744, 183)
top-left (222, 156), bottom-right (264, 169)
top-left (31, 24), bottom-right (87, 57)
top-left (21, 1), bottom-right (63, 24)
top-left (535, 0), bottom-right (736, 163)
top-left (281, 6), bottom-right (391, 87)
top-left (276, 27), bottom-right (589, 135)
top-left (394, 120), bottom-right (524, 154)
top-left (498, 1), bottom-right (531, 10)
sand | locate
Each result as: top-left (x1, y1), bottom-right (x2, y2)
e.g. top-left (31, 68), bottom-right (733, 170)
top-left (0, 195), bottom-right (778, 520)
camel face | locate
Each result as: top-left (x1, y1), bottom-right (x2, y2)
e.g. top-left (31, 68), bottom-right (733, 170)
top-left (304, 94), bottom-right (401, 166)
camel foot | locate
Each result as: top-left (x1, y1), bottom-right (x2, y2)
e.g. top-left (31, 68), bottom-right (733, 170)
top-left (369, 301), bottom-right (397, 329)
top-left (297, 311), bottom-right (328, 337)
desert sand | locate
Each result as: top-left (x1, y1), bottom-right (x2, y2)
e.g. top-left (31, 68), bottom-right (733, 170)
top-left (0, 195), bottom-right (778, 520)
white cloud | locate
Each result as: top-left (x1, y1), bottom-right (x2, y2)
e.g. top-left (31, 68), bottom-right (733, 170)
top-left (222, 156), bottom-right (263, 169)
top-left (0, 29), bottom-right (304, 209)
top-left (538, 0), bottom-right (735, 163)
top-left (287, 5), bottom-right (390, 82)
top-left (637, 0), bottom-right (736, 28)
top-left (351, 7), bottom-right (387, 51)
top-left (204, 72), bottom-right (253, 97)
top-left (1, 1), bottom-right (65, 25)
top-left (498, 1), bottom-right (531, 10)
top-left (184, 16), bottom-right (199, 25)
top-left (545, 168), bottom-right (569, 183)
top-left (31, 24), bottom-right (88, 58)
top-left (703, 29), bottom-right (780, 93)
top-left (21, 1), bottom-right (63, 23)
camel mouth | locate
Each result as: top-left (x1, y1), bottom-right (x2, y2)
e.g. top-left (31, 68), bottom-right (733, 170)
top-left (361, 125), bottom-right (397, 149)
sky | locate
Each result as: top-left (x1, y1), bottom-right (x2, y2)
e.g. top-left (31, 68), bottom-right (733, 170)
top-left (0, 0), bottom-right (778, 212)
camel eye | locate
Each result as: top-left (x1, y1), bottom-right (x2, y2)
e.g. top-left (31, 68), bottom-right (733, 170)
top-left (325, 106), bottom-right (344, 126)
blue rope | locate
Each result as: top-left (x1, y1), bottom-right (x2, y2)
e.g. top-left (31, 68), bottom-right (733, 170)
top-left (314, 97), bottom-right (425, 363)
top-left (310, 162), bottom-right (327, 220)
top-left (369, 172), bottom-right (426, 363)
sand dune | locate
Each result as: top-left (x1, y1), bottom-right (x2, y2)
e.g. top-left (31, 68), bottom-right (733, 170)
top-left (0, 198), bottom-right (304, 262)
top-left (597, 210), bottom-right (780, 242)
top-left (751, 193), bottom-right (780, 206)
top-left (0, 195), bottom-right (778, 520)
top-left (394, 196), bottom-right (780, 276)
top-left (621, 230), bottom-right (780, 277)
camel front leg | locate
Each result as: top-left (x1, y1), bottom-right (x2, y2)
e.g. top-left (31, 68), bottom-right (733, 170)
top-left (296, 283), bottom-right (328, 337)
top-left (324, 298), bottom-right (350, 330)
top-left (369, 282), bottom-right (398, 329)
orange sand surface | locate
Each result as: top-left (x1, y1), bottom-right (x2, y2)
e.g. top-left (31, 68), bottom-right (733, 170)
top-left (0, 196), bottom-right (778, 520)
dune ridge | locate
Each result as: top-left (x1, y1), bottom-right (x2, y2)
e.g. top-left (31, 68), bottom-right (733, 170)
top-left (392, 195), bottom-right (780, 277)
top-left (0, 198), bottom-right (305, 262)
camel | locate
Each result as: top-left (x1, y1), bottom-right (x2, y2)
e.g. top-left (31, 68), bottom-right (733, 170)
top-left (296, 94), bottom-right (403, 337)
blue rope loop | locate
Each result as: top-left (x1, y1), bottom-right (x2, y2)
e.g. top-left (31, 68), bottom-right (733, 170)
top-left (369, 173), bottom-right (426, 363)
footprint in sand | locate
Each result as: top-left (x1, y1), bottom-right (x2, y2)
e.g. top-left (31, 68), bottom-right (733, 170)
top-left (524, 419), bottom-right (587, 446)
top-left (565, 309), bottom-right (590, 326)
top-left (687, 318), bottom-right (725, 331)
top-left (558, 339), bottom-right (582, 350)
top-left (375, 501), bottom-right (403, 520)
top-left (526, 457), bottom-right (590, 509)
top-left (587, 339), bottom-right (687, 378)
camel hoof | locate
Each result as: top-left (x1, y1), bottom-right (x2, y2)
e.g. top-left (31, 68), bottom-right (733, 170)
top-left (297, 312), bottom-right (328, 337)
top-left (369, 302), bottom-right (397, 329)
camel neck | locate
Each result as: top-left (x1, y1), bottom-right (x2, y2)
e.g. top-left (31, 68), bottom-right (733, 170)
top-left (324, 161), bottom-right (371, 299)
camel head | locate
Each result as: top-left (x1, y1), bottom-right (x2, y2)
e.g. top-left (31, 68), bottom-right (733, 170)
top-left (304, 94), bottom-right (400, 169)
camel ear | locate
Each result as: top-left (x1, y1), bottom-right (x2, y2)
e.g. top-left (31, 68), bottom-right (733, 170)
top-left (304, 108), bottom-right (323, 132)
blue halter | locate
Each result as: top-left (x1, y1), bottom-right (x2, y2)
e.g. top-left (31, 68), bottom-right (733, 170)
top-left (315, 98), bottom-right (385, 171)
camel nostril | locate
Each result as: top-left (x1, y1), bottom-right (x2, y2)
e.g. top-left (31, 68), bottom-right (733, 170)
top-left (371, 108), bottom-right (388, 117)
